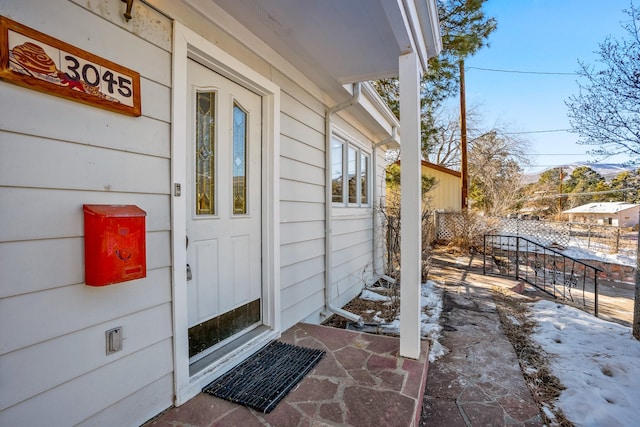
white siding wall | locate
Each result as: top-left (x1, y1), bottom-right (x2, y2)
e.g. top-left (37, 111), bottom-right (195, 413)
top-left (276, 72), bottom-right (328, 329)
top-left (0, 1), bottom-right (173, 425)
top-left (620, 207), bottom-right (640, 228)
top-left (1, 0), bottom-right (392, 423)
top-left (275, 75), bottom-right (387, 329)
top-left (158, 0), bottom-right (390, 332)
top-left (327, 117), bottom-right (385, 314)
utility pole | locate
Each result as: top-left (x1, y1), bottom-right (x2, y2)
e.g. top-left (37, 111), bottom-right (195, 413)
top-left (634, 209), bottom-right (640, 339)
top-left (558, 166), bottom-right (563, 216)
top-left (459, 59), bottom-right (468, 210)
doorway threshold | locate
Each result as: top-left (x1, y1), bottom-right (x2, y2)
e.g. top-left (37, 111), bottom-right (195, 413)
top-left (189, 325), bottom-right (270, 377)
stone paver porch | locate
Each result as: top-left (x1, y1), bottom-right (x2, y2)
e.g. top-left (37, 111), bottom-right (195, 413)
top-left (145, 323), bottom-right (429, 427)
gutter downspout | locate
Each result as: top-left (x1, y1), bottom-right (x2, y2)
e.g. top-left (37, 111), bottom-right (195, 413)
top-left (323, 83), bottom-right (363, 325)
top-left (372, 126), bottom-right (397, 279)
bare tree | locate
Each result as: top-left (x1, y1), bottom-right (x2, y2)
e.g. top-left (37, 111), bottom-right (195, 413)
top-left (426, 104), bottom-right (484, 169)
top-left (566, 3), bottom-right (640, 163)
top-left (565, 3), bottom-right (640, 339)
top-left (468, 130), bottom-right (529, 215)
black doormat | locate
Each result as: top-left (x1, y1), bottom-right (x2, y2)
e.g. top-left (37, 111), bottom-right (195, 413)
top-left (203, 341), bottom-right (325, 413)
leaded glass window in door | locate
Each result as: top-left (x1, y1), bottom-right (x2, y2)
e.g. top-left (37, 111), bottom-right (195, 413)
top-left (196, 91), bottom-right (216, 215)
top-left (233, 102), bottom-right (247, 215)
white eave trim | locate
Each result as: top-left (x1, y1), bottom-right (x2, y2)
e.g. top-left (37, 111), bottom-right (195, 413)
top-left (402, 0), bottom-right (442, 71)
top-left (415, 0), bottom-right (443, 58)
top-left (183, 0), bottom-right (335, 106)
top-left (360, 83), bottom-right (401, 145)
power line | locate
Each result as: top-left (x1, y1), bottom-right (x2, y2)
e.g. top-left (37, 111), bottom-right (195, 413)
top-left (524, 165), bottom-right (625, 168)
top-left (468, 128), bottom-right (573, 143)
top-left (466, 66), bottom-right (577, 76)
top-left (500, 129), bottom-right (571, 135)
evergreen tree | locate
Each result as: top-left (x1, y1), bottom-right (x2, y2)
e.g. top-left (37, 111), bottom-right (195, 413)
top-left (563, 166), bottom-right (606, 207)
top-left (610, 169), bottom-right (640, 203)
top-left (372, 0), bottom-right (496, 157)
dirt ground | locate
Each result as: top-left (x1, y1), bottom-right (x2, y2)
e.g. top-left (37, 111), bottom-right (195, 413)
top-left (591, 279), bottom-right (635, 326)
top-left (428, 247), bottom-right (635, 327)
top-left (323, 246), bottom-right (636, 426)
top-left (325, 246), bottom-right (635, 330)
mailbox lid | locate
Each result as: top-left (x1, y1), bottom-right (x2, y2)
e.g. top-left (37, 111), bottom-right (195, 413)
top-left (83, 204), bottom-right (147, 218)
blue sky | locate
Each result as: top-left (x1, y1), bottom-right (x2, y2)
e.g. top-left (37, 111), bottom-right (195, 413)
top-left (463, 0), bottom-right (635, 173)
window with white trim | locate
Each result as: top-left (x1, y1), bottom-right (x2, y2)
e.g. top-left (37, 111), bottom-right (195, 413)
top-left (331, 135), bottom-right (370, 207)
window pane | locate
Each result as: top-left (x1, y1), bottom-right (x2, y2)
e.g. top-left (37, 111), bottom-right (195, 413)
top-left (331, 138), bottom-right (343, 203)
top-left (196, 91), bottom-right (215, 215)
top-left (233, 103), bottom-right (247, 214)
top-left (360, 152), bottom-right (369, 205)
top-left (348, 146), bottom-right (357, 204)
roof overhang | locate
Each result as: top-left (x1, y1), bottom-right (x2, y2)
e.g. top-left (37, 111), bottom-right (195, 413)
top-left (563, 203), bottom-right (640, 214)
top-left (210, 0), bottom-right (441, 93)
top-left (421, 160), bottom-right (461, 177)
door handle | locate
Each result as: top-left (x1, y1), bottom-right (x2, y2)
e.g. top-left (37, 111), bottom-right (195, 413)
top-left (186, 264), bottom-right (192, 281)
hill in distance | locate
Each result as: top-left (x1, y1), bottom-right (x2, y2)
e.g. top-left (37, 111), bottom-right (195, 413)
top-left (521, 162), bottom-right (635, 184)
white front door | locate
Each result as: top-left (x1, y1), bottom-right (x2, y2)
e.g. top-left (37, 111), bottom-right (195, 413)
top-left (186, 59), bottom-right (262, 363)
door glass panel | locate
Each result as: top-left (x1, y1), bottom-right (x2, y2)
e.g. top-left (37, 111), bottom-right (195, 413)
top-left (188, 298), bottom-right (260, 358)
top-left (196, 91), bottom-right (216, 215)
top-left (233, 103), bottom-right (247, 214)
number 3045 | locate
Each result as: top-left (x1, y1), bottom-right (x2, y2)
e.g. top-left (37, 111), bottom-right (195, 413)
top-left (63, 54), bottom-right (133, 98)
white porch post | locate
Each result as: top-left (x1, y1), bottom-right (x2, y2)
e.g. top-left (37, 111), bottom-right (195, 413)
top-left (399, 51), bottom-right (422, 359)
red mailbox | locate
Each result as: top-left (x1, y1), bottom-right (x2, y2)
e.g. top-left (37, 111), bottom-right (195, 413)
top-left (83, 204), bottom-right (146, 286)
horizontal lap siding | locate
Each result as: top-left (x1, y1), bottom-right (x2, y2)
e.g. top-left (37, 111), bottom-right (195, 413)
top-left (0, 231), bottom-right (169, 298)
top-left (0, 1), bottom-right (173, 424)
top-left (331, 216), bottom-right (375, 305)
top-left (278, 87), bottom-right (328, 329)
top-left (328, 115), bottom-right (385, 306)
top-left (1, 303), bottom-right (172, 410)
top-left (423, 166), bottom-right (462, 212)
top-left (0, 131), bottom-right (169, 193)
top-left (1, 340), bottom-right (173, 427)
top-left (0, 188), bottom-right (170, 242)
top-left (276, 74), bottom-right (385, 327)
top-left (76, 374), bottom-right (174, 427)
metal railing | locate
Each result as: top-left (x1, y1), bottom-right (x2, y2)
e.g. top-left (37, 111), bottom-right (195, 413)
top-left (483, 234), bottom-right (602, 317)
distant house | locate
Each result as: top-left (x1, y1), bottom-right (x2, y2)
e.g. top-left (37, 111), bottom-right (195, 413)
top-left (562, 202), bottom-right (640, 228)
top-left (422, 161), bottom-right (462, 212)
top-left (390, 160), bottom-right (461, 212)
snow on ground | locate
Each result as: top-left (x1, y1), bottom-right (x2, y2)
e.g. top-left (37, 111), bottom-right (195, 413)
top-left (360, 267), bottom-right (640, 425)
top-left (492, 229), bottom-right (637, 268)
top-left (529, 300), bottom-right (640, 427)
top-left (560, 244), bottom-right (636, 268)
top-left (369, 281), bottom-right (446, 362)
top-left (360, 289), bottom-right (392, 302)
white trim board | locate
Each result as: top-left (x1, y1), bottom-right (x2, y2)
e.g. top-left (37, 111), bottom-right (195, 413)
top-left (171, 21), bottom-right (281, 405)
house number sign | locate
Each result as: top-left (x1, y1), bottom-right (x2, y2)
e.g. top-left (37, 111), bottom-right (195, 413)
top-left (0, 16), bottom-right (141, 116)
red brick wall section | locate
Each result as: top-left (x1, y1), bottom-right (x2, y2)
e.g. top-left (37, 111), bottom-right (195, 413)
top-left (587, 260), bottom-right (636, 284)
